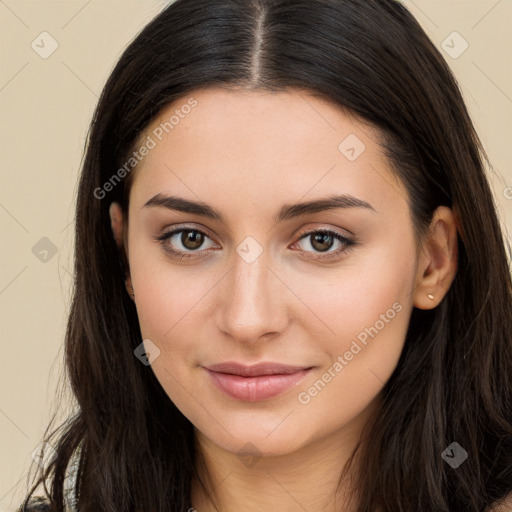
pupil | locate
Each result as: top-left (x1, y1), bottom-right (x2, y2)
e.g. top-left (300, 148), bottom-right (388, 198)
top-left (311, 233), bottom-right (333, 252)
top-left (183, 231), bottom-right (203, 250)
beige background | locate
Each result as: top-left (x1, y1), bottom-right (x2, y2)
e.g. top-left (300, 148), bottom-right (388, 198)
top-left (0, 1), bottom-right (511, 510)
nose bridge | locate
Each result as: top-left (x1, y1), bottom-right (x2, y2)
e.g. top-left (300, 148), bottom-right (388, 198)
top-left (233, 247), bottom-right (269, 301)
top-left (216, 242), bottom-right (284, 341)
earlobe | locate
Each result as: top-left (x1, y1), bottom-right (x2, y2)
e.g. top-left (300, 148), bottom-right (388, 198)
top-left (413, 206), bottom-right (459, 310)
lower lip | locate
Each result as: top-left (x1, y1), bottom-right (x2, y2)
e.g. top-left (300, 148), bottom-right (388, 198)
top-left (204, 368), bottom-right (312, 402)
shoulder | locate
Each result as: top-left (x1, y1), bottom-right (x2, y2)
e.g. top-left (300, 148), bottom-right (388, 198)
top-left (16, 496), bottom-right (51, 512)
top-left (18, 440), bottom-right (83, 512)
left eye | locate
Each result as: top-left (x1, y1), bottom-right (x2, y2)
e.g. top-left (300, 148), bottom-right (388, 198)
top-left (292, 229), bottom-right (355, 257)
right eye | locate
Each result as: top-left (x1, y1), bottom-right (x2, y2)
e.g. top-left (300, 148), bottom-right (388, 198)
top-left (156, 227), bottom-right (218, 260)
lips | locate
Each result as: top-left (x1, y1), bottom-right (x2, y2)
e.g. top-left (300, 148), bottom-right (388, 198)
top-left (203, 361), bottom-right (313, 401)
top-left (204, 361), bottom-right (312, 377)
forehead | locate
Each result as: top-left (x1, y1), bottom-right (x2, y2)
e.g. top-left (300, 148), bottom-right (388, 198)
top-left (138, 86), bottom-right (376, 156)
top-left (128, 87), bottom-right (408, 218)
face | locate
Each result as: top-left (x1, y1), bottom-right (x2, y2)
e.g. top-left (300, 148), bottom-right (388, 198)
top-left (120, 87), bottom-right (421, 458)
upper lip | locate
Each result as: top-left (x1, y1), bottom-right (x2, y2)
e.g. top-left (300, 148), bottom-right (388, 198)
top-left (204, 361), bottom-right (312, 377)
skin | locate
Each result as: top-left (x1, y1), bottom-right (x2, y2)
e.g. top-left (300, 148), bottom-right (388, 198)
top-left (109, 87), bottom-right (458, 511)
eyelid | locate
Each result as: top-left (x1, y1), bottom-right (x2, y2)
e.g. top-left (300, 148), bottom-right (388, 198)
top-left (158, 223), bottom-right (217, 242)
top-left (293, 224), bottom-right (354, 241)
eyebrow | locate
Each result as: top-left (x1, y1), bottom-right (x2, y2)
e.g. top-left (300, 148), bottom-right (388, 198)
top-left (143, 193), bottom-right (376, 224)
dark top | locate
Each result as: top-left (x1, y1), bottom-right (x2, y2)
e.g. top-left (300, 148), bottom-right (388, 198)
top-left (17, 496), bottom-right (51, 512)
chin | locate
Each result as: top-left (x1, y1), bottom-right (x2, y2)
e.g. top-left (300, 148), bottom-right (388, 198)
top-left (196, 419), bottom-right (313, 459)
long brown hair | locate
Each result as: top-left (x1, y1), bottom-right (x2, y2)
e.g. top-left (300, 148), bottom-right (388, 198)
top-left (19, 0), bottom-right (512, 510)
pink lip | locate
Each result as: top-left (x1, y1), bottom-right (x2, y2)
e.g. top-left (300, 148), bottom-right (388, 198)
top-left (203, 361), bottom-right (313, 402)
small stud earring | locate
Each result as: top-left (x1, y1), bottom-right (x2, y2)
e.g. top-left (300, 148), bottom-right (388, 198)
top-left (427, 294), bottom-right (435, 301)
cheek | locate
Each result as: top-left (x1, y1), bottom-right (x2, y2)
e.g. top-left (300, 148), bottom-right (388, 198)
top-left (131, 265), bottom-right (215, 360)
top-left (291, 238), bottom-right (415, 350)
top-left (291, 242), bottom-right (414, 408)
top-left (133, 267), bottom-right (199, 338)
top-left (128, 245), bottom-right (226, 392)
top-left (129, 259), bottom-right (209, 412)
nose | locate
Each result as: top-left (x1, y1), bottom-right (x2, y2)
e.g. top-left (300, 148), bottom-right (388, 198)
top-left (215, 249), bottom-right (288, 344)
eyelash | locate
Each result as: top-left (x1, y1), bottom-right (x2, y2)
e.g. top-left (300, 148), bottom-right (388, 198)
top-left (155, 225), bottom-right (357, 262)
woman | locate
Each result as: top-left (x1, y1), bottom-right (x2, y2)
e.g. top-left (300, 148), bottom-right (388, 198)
top-left (18, 0), bottom-right (512, 510)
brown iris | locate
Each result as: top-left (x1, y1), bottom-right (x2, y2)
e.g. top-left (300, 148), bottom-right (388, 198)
top-left (309, 232), bottom-right (334, 252)
top-left (181, 230), bottom-right (205, 250)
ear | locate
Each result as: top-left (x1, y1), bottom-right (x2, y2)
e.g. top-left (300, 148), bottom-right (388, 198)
top-left (413, 206), bottom-right (459, 310)
top-left (110, 202), bottom-right (135, 300)
top-left (109, 200), bottom-right (130, 271)
top-left (109, 202), bottom-right (125, 250)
